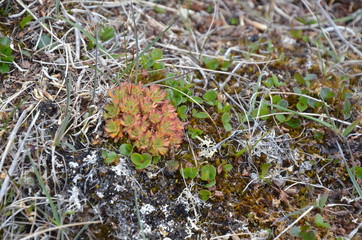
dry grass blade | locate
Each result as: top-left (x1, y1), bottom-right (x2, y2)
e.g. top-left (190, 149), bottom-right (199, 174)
top-left (0, 109), bottom-right (39, 203)
top-left (0, 104), bottom-right (33, 177)
top-left (19, 221), bottom-right (102, 240)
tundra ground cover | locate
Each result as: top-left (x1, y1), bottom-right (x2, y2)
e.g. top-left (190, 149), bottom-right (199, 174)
top-left (0, 0), bottom-right (361, 239)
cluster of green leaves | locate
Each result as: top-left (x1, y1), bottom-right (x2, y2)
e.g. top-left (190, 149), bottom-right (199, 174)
top-left (0, 37), bottom-right (14, 73)
top-left (102, 143), bottom-right (159, 169)
top-left (289, 193), bottom-right (338, 240)
top-left (165, 79), bottom-right (232, 132)
top-left (187, 126), bottom-right (203, 139)
top-left (141, 48), bottom-right (165, 71)
top-left (164, 76), bottom-right (195, 124)
top-left (19, 14), bottom-right (33, 29)
top-left (291, 212), bottom-right (331, 240)
top-left (180, 160), bottom-right (232, 201)
top-left (250, 72), bottom-right (354, 130)
top-left (190, 89), bottom-right (232, 131)
top-left (203, 56), bottom-right (231, 71)
top-left (87, 26), bottom-right (116, 49)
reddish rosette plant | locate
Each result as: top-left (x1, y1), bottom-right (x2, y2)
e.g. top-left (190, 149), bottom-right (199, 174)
top-left (104, 82), bottom-right (184, 155)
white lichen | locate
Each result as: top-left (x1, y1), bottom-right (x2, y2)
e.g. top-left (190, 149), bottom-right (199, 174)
top-left (67, 186), bottom-right (83, 212)
top-left (196, 135), bottom-right (218, 158)
top-left (69, 161), bottom-right (79, 168)
top-left (96, 191), bottom-right (104, 199)
top-left (83, 150), bottom-right (98, 164)
top-left (140, 203), bottom-right (156, 215)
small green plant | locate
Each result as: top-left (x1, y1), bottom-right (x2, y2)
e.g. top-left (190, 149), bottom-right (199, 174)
top-left (291, 225), bottom-right (316, 240)
top-left (0, 37), bottom-right (14, 73)
top-left (104, 82), bottom-right (184, 156)
top-left (314, 214), bottom-right (330, 228)
top-left (199, 89), bottom-right (233, 131)
top-left (263, 73), bottom-right (285, 88)
top-left (131, 153), bottom-right (152, 169)
top-left (119, 143), bottom-right (133, 156)
top-left (165, 76), bottom-right (193, 106)
top-left (353, 166), bottom-right (362, 180)
top-left (180, 162), bottom-right (226, 201)
top-left (187, 126), bottom-right (203, 139)
top-left (221, 112), bottom-right (231, 131)
top-left (201, 165), bottom-right (216, 188)
top-left (180, 167), bottom-right (198, 179)
top-left (102, 150), bottom-right (119, 164)
top-left (199, 189), bottom-right (212, 201)
top-left (260, 163), bottom-right (272, 180)
top-left (203, 56), bottom-right (231, 71)
top-left (19, 15), bottom-right (33, 29)
top-left (141, 48), bottom-right (165, 71)
top-left (192, 108), bottom-right (208, 119)
top-left (229, 17), bottom-right (238, 25)
top-left (100, 26), bottom-right (115, 41)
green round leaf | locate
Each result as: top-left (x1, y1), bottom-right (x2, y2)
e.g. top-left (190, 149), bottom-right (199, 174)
top-left (203, 90), bottom-right (217, 102)
top-left (252, 108), bottom-right (270, 120)
top-left (203, 57), bottom-right (219, 70)
top-left (199, 190), bottom-right (212, 201)
top-left (131, 153), bottom-right (143, 165)
top-left (153, 62), bottom-right (165, 70)
top-left (296, 102), bottom-right (308, 112)
top-left (204, 180), bottom-right (216, 188)
top-left (136, 158), bottom-right (152, 169)
top-left (315, 214), bottom-right (330, 228)
top-left (278, 99), bottom-right (289, 108)
top-left (223, 164), bottom-right (233, 172)
top-left (320, 87), bottom-right (335, 100)
top-left (201, 165), bottom-right (216, 182)
top-left (151, 48), bottom-right (163, 60)
top-left (223, 123), bottom-right (232, 131)
top-left (190, 96), bottom-right (203, 104)
top-left (119, 144), bottom-right (133, 156)
top-left (104, 151), bottom-right (118, 164)
top-left (223, 122), bottom-right (232, 130)
top-left (100, 26), bottom-right (115, 41)
top-left (141, 153), bottom-right (152, 162)
top-left (272, 95), bottom-right (282, 104)
top-left (193, 111), bottom-right (208, 119)
top-left (285, 117), bottom-right (301, 128)
top-left (221, 113), bottom-right (231, 123)
top-left (275, 114), bottom-right (286, 122)
top-left (180, 167), bottom-right (198, 179)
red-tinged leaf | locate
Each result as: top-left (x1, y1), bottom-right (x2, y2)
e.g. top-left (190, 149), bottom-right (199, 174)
top-left (130, 83), bottom-right (143, 96)
top-left (105, 119), bottom-right (122, 139)
top-left (168, 132), bottom-right (183, 146)
top-left (120, 96), bottom-right (140, 114)
top-left (108, 87), bottom-right (126, 105)
top-left (121, 82), bottom-right (133, 95)
top-left (161, 103), bottom-right (177, 117)
top-left (140, 96), bottom-right (156, 114)
top-left (135, 131), bottom-right (152, 150)
top-left (127, 121), bottom-right (148, 139)
top-left (105, 82), bottom-right (184, 155)
top-left (104, 103), bottom-right (120, 119)
top-left (120, 114), bottom-right (139, 127)
top-left (144, 84), bottom-right (166, 103)
top-left (149, 133), bottom-right (170, 155)
top-left (149, 109), bottom-right (162, 123)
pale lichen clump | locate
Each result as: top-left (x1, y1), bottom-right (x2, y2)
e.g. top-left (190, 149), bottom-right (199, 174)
top-left (196, 135), bottom-right (218, 158)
